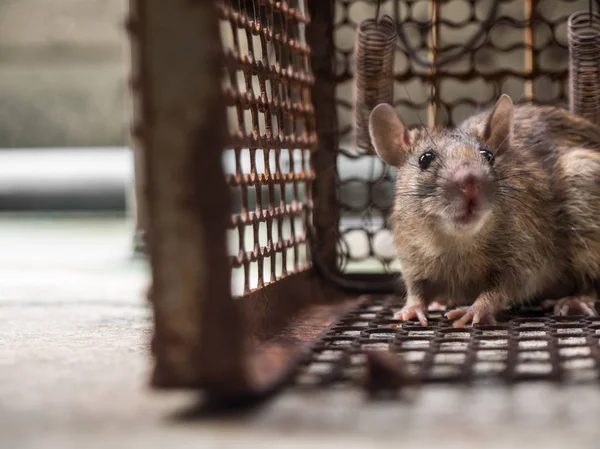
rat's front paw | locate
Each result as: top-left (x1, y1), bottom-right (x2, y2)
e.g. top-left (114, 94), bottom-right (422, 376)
top-left (542, 295), bottom-right (597, 317)
top-left (393, 303), bottom-right (429, 326)
top-left (445, 303), bottom-right (498, 328)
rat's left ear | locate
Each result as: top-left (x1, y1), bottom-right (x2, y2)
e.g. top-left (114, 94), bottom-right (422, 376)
top-left (484, 94), bottom-right (514, 156)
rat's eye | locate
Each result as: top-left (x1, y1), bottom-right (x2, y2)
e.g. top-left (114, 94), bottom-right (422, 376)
top-left (418, 151), bottom-right (436, 170)
top-left (479, 148), bottom-right (495, 166)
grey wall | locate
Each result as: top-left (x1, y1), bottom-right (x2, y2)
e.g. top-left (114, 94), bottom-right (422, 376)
top-left (0, 0), bottom-right (128, 148)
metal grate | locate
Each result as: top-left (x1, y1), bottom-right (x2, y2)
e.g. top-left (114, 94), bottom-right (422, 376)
top-left (218, 0), bottom-right (317, 297)
top-left (293, 295), bottom-right (600, 388)
top-left (332, 0), bottom-right (587, 276)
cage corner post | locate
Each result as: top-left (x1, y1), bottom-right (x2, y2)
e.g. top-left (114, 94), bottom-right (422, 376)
top-left (306, 0), bottom-right (341, 272)
top-left (128, 0), bottom-right (251, 395)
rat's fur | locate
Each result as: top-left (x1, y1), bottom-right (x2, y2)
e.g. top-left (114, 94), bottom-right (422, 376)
top-left (369, 95), bottom-right (600, 326)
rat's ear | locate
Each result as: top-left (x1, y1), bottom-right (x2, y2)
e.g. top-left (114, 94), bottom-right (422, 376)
top-left (368, 103), bottom-right (412, 167)
top-left (484, 94), bottom-right (514, 156)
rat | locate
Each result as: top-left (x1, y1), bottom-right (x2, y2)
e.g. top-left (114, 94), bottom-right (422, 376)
top-left (367, 94), bottom-right (600, 327)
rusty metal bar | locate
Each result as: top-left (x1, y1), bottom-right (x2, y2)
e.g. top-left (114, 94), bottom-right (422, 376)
top-left (336, 70), bottom-right (570, 84)
top-left (306, 0), bottom-right (340, 271)
top-left (524, 0), bottom-right (535, 101)
top-left (128, 0), bottom-right (248, 392)
top-left (428, 0), bottom-right (440, 125)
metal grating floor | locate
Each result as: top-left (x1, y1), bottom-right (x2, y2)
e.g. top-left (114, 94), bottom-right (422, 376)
top-left (293, 295), bottom-right (600, 388)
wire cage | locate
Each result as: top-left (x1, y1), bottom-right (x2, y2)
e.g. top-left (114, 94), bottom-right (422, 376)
top-left (127, 0), bottom-right (600, 405)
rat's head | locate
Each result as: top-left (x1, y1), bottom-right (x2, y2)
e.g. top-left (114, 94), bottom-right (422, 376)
top-left (369, 95), bottom-right (514, 237)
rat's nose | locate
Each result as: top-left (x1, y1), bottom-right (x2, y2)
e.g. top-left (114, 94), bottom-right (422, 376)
top-left (454, 172), bottom-right (482, 201)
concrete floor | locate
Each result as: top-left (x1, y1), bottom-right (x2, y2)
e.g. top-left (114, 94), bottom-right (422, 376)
top-left (3, 214), bottom-right (600, 449)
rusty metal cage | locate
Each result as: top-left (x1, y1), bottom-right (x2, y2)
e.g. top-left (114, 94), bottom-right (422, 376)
top-left (219, 0), bottom-right (316, 297)
top-left (128, 0), bottom-right (600, 407)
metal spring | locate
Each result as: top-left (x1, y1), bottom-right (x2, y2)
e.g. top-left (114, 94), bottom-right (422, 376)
top-left (352, 14), bottom-right (397, 153)
top-left (568, 10), bottom-right (600, 126)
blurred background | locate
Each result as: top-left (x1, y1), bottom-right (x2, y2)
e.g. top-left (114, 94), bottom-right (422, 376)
top-left (0, 0), bottom-right (130, 211)
top-left (0, 0), bottom-right (127, 148)
top-left (0, 0), bottom-right (146, 306)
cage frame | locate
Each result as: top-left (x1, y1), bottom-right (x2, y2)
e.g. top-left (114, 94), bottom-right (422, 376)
top-left (127, 0), bottom-right (600, 405)
top-left (127, 0), bottom-right (373, 403)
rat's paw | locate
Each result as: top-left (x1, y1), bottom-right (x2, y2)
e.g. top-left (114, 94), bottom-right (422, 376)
top-left (393, 303), bottom-right (429, 326)
top-left (445, 304), bottom-right (497, 328)
top-left (542, 295), bottom-right (597, 317)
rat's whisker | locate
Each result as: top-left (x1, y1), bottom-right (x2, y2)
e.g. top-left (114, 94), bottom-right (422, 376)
top-left (496, 185), bottom-right (529, 194)
top-left (494, 193), bottom-right (532, 209)
top-left (493, 171), bottom-right (533, 182)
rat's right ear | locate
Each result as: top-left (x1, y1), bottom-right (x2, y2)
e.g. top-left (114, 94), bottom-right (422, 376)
top-left (368, 103), bottom-right (412, 167)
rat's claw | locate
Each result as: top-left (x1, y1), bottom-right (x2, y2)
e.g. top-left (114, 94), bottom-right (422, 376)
top-left (445, 307), bottom-right (470, 321)
top-left (393, 303), bottom-right (429, 326)
top-left (544, 295), bottom-right (598, 317)
top-left (445, 304), bottom-right (497, 328)
top-left (579, 302), bottom-right (597, 317)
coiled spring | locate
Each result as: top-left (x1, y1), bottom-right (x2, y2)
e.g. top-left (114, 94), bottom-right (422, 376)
top-left (352, 14), bottom-right (397, 153)
top-left (568, 10), bottom-right (600, 126)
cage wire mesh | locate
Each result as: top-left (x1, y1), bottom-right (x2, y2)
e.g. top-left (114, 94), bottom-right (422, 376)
top-left (292, 296), bottom-right (600, 388)
top-left (218, 0), bottom-right (317, 297)
top-left (334, 0), bottom-right (586, 276)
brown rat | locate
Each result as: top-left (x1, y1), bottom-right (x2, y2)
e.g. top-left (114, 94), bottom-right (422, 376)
top-left (368, 94), bottom-right (600, 327)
